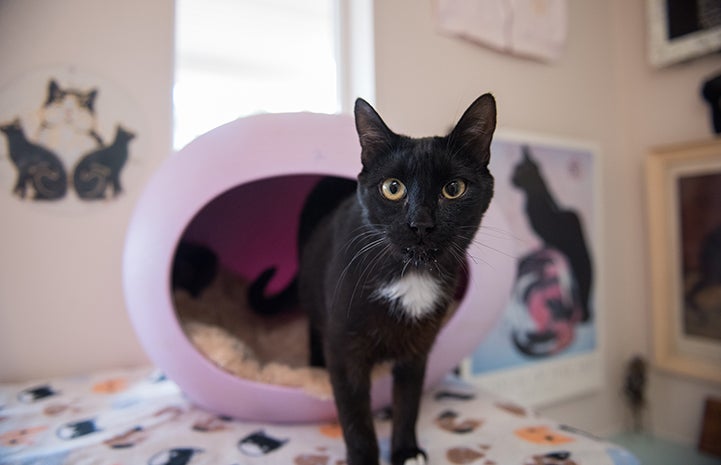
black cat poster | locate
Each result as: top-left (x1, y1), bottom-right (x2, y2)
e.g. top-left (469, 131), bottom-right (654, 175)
top-left (465, 132), bottom-right (601, 407)
top-left (0, 66), bottom-right (144, 208)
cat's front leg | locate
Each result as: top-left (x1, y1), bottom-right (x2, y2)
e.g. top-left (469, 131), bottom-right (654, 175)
top-left (391, 357), bottom-right (428, 465)
top-left (327, 353), bottom-right (379, 465)
top-left (111, 173), bottom-right (123, 196)
top-left (13, 173), bottom-right (28, 198)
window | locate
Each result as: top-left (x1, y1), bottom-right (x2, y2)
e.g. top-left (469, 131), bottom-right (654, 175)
top-left (174, 0), bottom-right (372, 149)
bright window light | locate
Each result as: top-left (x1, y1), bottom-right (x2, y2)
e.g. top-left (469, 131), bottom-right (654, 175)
top-left (174, 0), bottom-right (340, 149)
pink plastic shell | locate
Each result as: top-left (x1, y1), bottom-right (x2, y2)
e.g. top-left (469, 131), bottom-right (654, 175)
top-left (122, 112), bottom-right (513, 423)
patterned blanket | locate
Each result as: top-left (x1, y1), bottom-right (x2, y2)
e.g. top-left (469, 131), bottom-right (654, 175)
top-left (0, 367), bottom-right (638, 465)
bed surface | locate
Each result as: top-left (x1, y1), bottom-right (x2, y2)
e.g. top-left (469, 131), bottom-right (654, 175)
top-left (0, 367), bottom-right (638, 465)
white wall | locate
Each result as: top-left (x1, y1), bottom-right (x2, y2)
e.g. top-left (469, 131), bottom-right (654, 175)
top-left (0, 0), bottom-right (173, 380)
top-left (372, 0), bottom-right (721, 443)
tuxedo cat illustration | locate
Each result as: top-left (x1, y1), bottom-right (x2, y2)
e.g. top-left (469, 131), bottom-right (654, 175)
top-left (237, 430), bottom-right (288, 456)
top-left (511, 146), bottom-right (593, 322)
top-left (523, 451), bottom-right (577, 465)
top-left (17, 384), bottom-right (60, 403)
top-left (1, 119), bottom-right (67, 200)
top-left (148, 447), bottom-right (204, 465)
top-left (57, 418), bottom-right (102, 440)
top-left (73, 125), bottom-right (134, 199)
top-left (36, 79), bottom-right (103, 167)
top-left (434, 410), bottom-right (482, 434)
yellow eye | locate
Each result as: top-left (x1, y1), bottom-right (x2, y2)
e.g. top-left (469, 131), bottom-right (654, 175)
top-left (381, 178), bottom-right (406, 201)
top-left (442, 179), bottom-right (467, 199)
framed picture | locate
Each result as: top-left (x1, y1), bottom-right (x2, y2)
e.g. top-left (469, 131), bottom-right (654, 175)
top-left (646, 139), bottom-right (721, 385)
top-left (462, 131), bottom-right (603, 407)
top-left (647, 0), bottom-right (721, 68)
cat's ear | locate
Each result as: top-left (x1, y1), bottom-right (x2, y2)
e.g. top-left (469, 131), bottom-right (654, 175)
top-left (46, 79), bottom-right (62, 105)
top-left (354, 98), bottom-right (395, 166)
top-left (83, 89), bottom-right (98, 112)
top-left (449, 93), bottom-right (497, 165)
top-left (521, 145), bottom-right (532, 160)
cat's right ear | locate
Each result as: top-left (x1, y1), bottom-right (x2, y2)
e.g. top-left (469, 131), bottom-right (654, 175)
top-left (449, 93), bottom-right (497, 166)
top-left (46, 79), bottom-right (62, 105)
top-left (354, 98), bottom-right (395, 166)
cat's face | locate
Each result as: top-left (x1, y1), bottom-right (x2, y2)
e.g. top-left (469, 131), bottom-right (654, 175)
top-left (354, 95), bottom-right (496, 272)
top-left (40, 79), bottom-right (97, 131)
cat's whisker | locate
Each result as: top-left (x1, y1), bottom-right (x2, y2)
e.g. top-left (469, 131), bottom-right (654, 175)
top-left (470, 240), bottom-right (518, 260)
top-left (341, 227), bottom-right (383, 254)
top-left (455, 231), bottom-right (518, 261)
top-left (457, 225), bottom-right (519, 243)
top-left (345, 240), bottom-right (390, 317)
top-left (333, 236), bottom-right (388, 311)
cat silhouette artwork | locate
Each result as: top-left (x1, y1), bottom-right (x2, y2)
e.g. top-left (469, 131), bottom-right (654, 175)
top-left (1, 118), bottom-right (68, 200)
top-left (511, 146), bottom-right (593, 322)
top-left (73, 125), bottom-right (134, 200)
top-left (37, 79), bottom-right (105, 156)
top-left (507, 247), bottom-right (584, 356)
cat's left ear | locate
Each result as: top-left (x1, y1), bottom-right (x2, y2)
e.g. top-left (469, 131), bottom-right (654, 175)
top-left (449, 93), bottom-right (497, 165)
top-left (354, 98), bottom-right (396, 166)
top-left (83, 89), bottom-right (99, 112)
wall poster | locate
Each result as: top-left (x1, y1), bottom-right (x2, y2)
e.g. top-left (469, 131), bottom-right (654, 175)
top-left (463, 131), bottom-right (603, 407)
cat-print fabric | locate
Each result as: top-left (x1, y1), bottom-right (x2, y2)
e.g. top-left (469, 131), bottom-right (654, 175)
top-left (0, 367), bottom-right (637, 465)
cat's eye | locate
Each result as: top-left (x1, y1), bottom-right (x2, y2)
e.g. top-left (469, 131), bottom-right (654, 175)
top-left (381, 178), bottom-right (406, 201)
top-left (442, 179), bottom-right (467, 199)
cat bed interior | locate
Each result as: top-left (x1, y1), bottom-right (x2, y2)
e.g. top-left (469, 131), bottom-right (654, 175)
top-left (123, 112), bottom-right (514, 423)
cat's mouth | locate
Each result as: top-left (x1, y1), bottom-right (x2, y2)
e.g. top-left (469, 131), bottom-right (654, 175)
top-left (402, 246), bottom-right (440, 269)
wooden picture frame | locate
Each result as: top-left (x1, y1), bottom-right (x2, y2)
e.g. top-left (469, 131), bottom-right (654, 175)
top-left (647, 0), bottom-right (721, 68)
top-left (646, 139), bottom-right (721, 384)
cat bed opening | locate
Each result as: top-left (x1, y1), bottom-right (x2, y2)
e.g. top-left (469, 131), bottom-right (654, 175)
top-left (123, 112), bottom-right (514, 423)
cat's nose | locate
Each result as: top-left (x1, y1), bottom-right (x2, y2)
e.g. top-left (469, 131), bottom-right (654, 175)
top-left (408, 216), bottom-right (435, 239)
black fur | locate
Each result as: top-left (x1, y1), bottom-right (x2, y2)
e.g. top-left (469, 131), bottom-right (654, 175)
top-left (172, 242), bottom-right (219, 298)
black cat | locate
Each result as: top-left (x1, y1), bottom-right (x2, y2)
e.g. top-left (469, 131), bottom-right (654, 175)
top-left (1, 119), bottom-right (67, 200)
top-left (251, 94), bottom-right (496, 465)
top-left (511, 146), bottom-right (593, 322)
top-left (171, 242), bottom-right (219, 298)
top-left (73, 125), bottom-right (134, 200)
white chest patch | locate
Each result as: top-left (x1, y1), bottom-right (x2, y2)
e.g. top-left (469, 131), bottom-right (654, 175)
top-left (376, 272), bottom-right (442, 320)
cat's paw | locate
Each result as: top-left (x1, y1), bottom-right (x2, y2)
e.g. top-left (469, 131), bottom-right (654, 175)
top-left (392, 448), bottom-right (427, 465)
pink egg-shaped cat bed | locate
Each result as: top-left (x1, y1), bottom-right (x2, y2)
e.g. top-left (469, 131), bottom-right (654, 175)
top-left (123, 112), bottom-right (513, 423)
